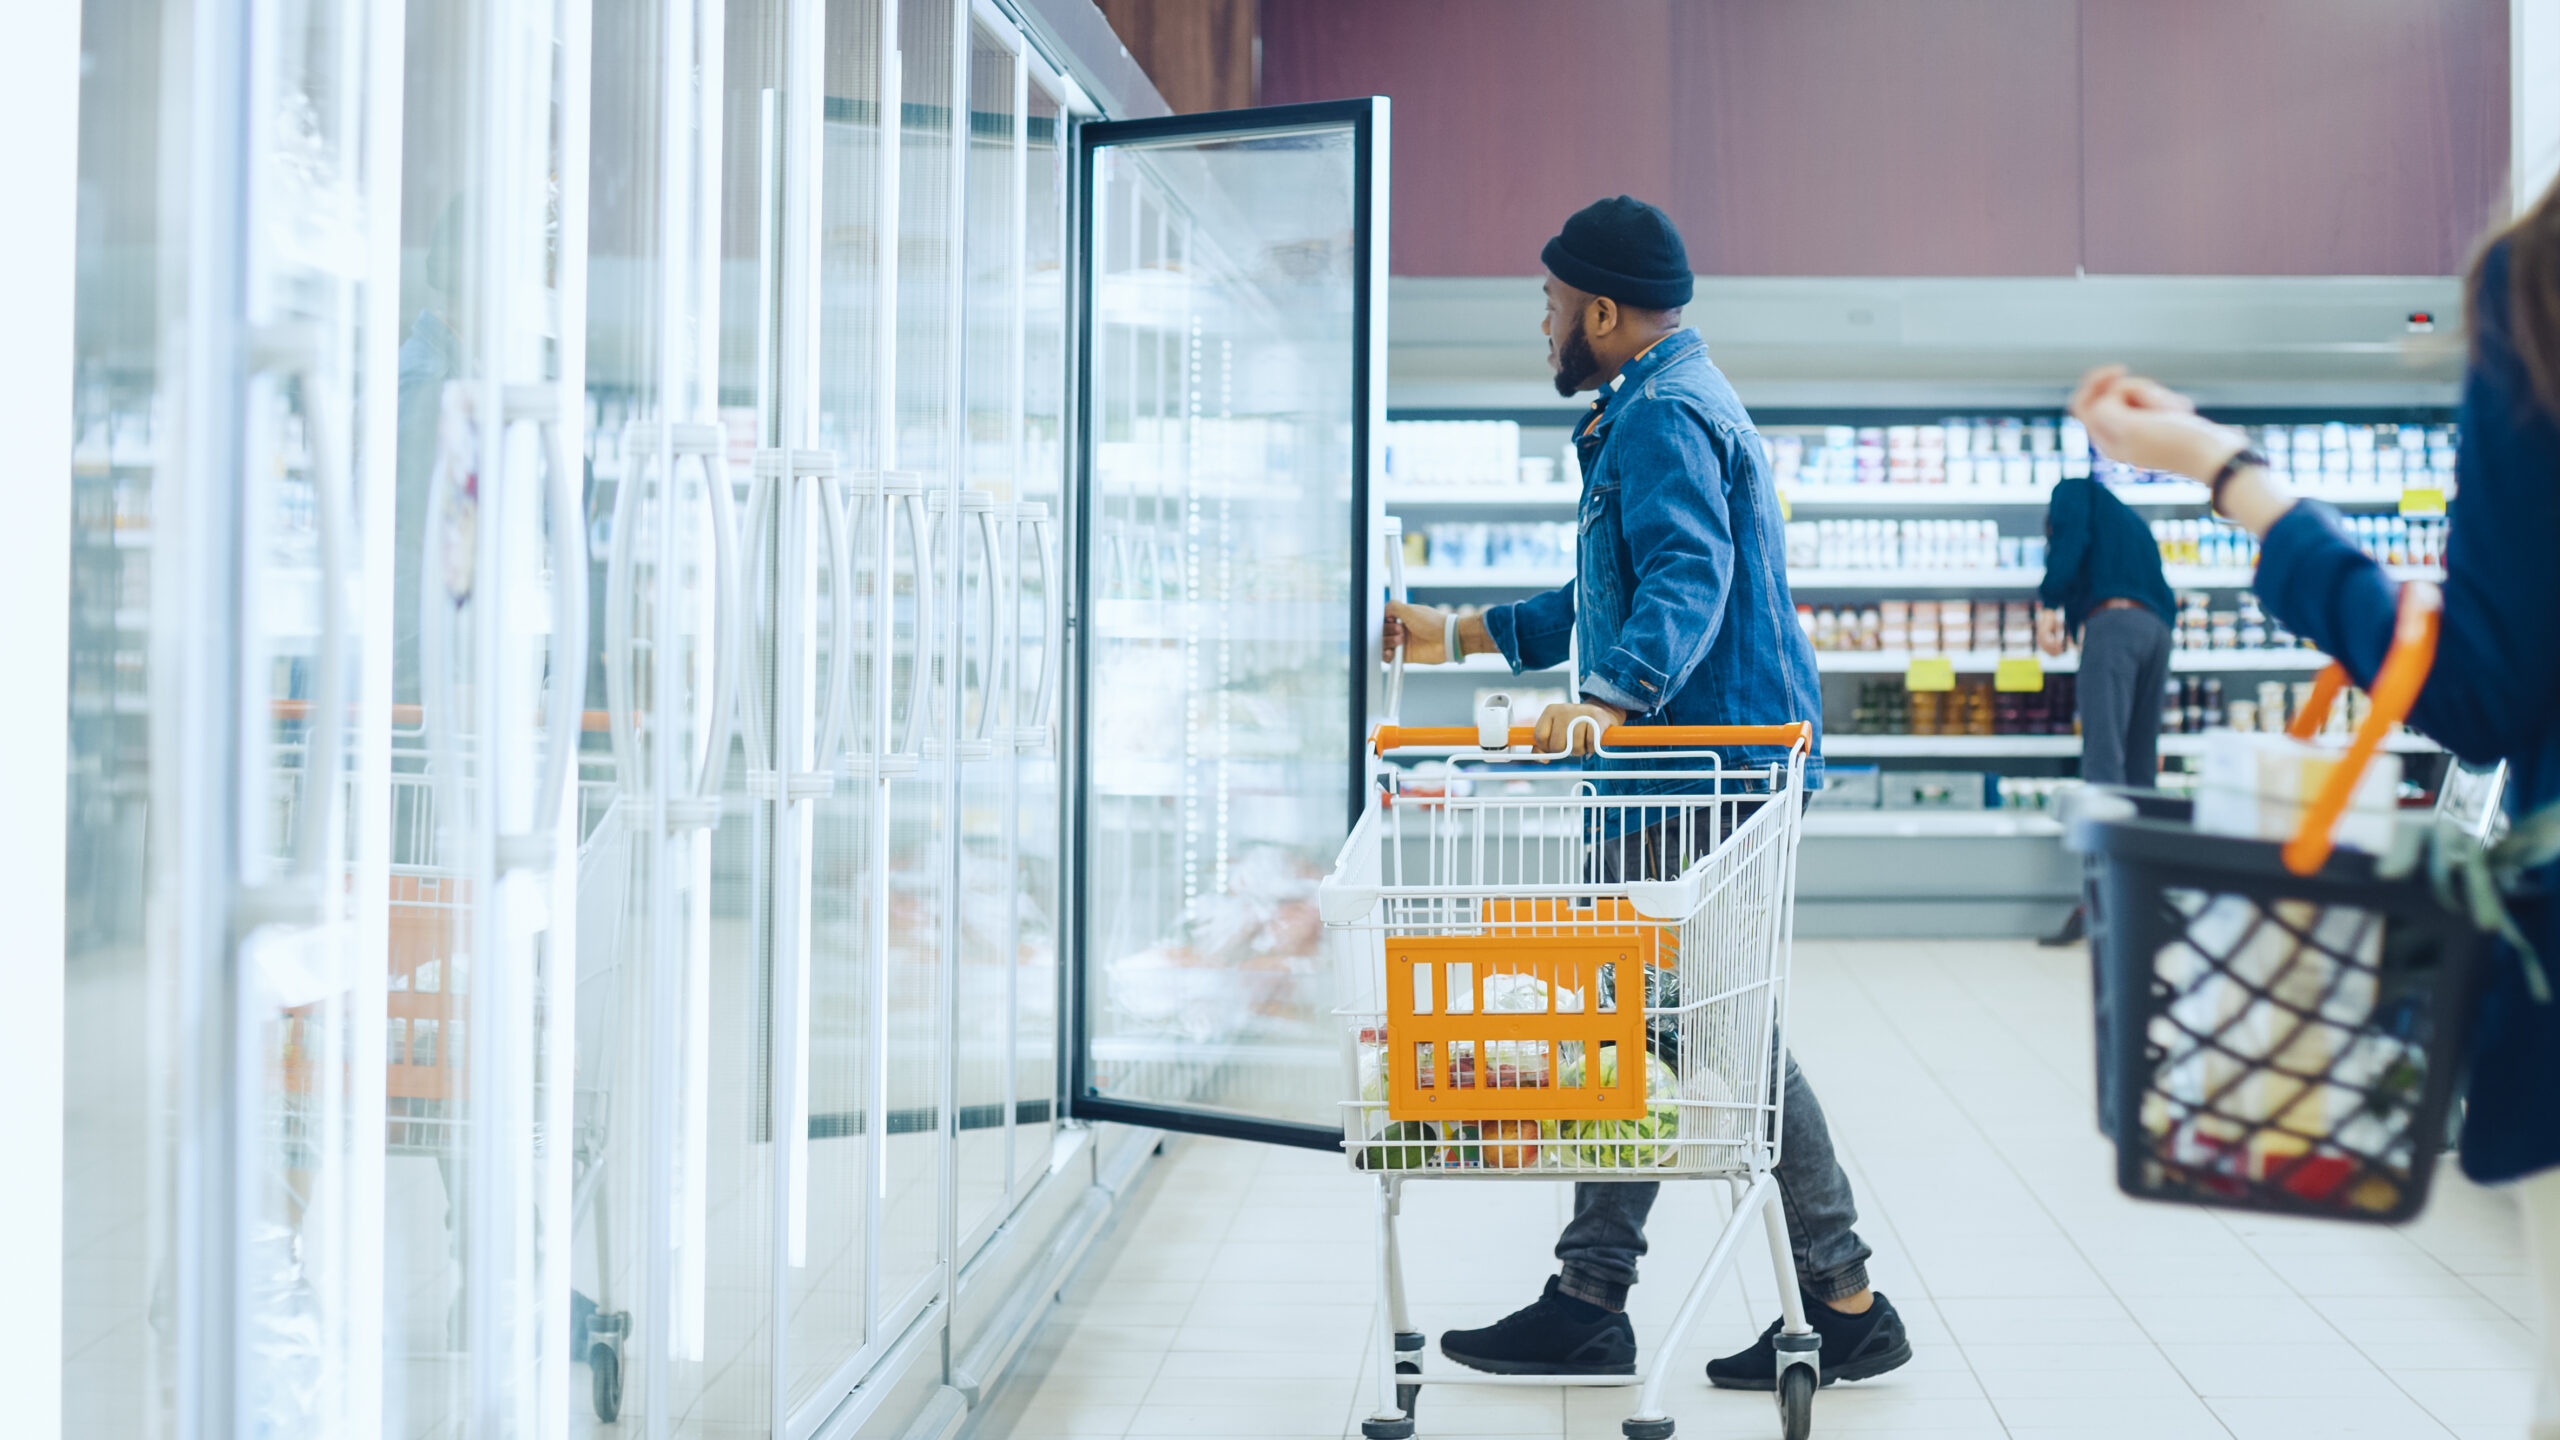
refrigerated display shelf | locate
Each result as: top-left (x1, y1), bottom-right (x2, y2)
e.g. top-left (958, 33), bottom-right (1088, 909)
top-left (1788, 568), bottom-right (2037, 589)
top-left (1802, 810), bottom-right (2064, 838)
top-left (2161, 564), bottom-right (2443, 586)
top-left (1387, 481), bottom-right (2438, 514)
top-left (1407, 564), bottom-right (2443, 594)
top-left (1782, 481), bottom-right (2433, 510)
top-left (1404, 566), bottom-right (1574, 590)
top-left (1825, 735), bottom-right (2080, 758)
top-left (1822, 732), bottom-right (2442, 758)
top-left (1383, 485), bottom-right (1579, 511)
top-left (1810, 649), bottom-right (2329, 674)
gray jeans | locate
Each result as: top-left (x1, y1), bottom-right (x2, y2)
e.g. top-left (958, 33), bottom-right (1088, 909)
top-left (1556, 814), bottom-right (1874, 1309)
top-left (2077, 606), bottom-right (2171, 788)
top-left (1557, 1053), bottom-right (1872, 1308)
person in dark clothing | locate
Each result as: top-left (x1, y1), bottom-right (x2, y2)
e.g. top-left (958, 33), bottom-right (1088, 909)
top-left (1382, 197), bottom-right (1910, 1392)
top-left (2067, 175), bottom-right (2560, 1431)
top-left (2037, 476), bottom-right (2178, 787)
top-left (2035, 474), bottom-right (2178, 944)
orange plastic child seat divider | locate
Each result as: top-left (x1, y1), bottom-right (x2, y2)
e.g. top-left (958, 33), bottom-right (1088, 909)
top-left (1385, 898), bottom-right (1671, 1124)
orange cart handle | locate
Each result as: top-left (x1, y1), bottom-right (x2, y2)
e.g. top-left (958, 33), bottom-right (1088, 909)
top-left (2280, 582), bottom-right (2440, 876)
top-left (1373, 721), bottom-right (1813, 755)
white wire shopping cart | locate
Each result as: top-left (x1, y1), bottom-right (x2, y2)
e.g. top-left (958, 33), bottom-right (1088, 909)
top-left (1319, 710), bottom-right (1819, 1440)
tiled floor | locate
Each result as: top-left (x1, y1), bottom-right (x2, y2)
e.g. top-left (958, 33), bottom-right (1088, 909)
top-left (976, 940), bottom-right (2543, 1440)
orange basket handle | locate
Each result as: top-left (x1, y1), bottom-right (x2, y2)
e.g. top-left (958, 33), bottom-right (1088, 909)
top-left (2280, 582), bottom-right (2440, 876)
top-left (1373, 721), bottom-right (1813, 754)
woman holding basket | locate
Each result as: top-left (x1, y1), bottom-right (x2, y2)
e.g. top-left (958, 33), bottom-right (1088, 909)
top-left (2070, 178), bottom-right (2560, 1434)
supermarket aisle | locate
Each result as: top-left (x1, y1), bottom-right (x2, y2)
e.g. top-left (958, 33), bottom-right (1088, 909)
top-left (975, 941), bottom-right (2538, 1440)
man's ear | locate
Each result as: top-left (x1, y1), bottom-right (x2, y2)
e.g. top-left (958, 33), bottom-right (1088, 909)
top-left (1586, 295), bottom-right (1619, 340)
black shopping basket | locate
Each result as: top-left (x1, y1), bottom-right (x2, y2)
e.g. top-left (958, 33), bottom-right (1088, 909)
top-left (2072, 584), bottom-right (2489, 1224)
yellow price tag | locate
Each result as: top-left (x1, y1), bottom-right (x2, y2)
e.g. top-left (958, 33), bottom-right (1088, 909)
top-left (1995, 656), bottom-right (2045, 693)
top-left (2399, 486), bottom-right (2445, 516)
top-left (1777, 487), bottom-right (1792, 521)
top-left (1904, 656), bottom-right (1955, 692)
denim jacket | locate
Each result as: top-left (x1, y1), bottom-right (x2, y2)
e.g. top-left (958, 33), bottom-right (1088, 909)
top-left (1482, 329), bottom-right (1825, 795)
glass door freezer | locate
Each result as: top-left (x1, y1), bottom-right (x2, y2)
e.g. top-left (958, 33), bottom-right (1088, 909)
top-left (1066, 98), bottom-right (1392, 1151)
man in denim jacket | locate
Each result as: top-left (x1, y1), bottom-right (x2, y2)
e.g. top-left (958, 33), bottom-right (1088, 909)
top-left (1386, 198), bottom-right (1909, 1388)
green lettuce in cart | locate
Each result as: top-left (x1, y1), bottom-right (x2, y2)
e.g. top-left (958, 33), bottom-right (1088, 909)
top-left (1556, 1048), bottom-right (1685, 1168)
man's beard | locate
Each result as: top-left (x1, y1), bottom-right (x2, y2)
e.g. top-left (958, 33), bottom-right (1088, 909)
top-left (1551, 316), bottom-right (1600, 397)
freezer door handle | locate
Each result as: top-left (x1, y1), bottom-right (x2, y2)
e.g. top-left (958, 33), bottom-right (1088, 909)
top-left (239, 324), bottom-right (352, 923)
top-left (498, 391), bottom-right (592, 872)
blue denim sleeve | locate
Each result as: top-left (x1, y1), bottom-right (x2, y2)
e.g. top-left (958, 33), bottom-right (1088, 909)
top-left (2255, 247), bottom-right (2560, 763)
top-left (1586, 401), bottom-right (1734, 712)
top-left (1481, 584), bottom-right (1575, 673)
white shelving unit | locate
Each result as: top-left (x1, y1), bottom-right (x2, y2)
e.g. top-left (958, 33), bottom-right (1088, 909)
top-left (1811, 648), bottom-right (2330, 674)
top-left (1383, 485), bottom-right (1579, 511)
top-left (1803, 810), bottom-right (2064, 839)
top-left (1787, 566), bottom-right (2036, 589)
top-left (1405, 565), bottom-right (1573, 590)
top-left (1822, 731), bottom-right (2441, 759)
top-left (1825, 734), bottom-right (2080, 758)
top-left (1779, 480), bottom-right (2433, 510)
top-left (1401, 647), bottom-right (2333, 677)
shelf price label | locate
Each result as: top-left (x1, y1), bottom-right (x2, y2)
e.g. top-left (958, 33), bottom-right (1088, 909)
top-left (1904, 656), bottom-right (1956, 692)
top-left (2399, 486), bottom-right (2446, 516)
top-left (1994, 656), bottom-right (2045, 692)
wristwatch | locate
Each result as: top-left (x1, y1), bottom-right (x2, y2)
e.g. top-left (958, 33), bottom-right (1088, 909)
top-left (2209, 447), bottom-right (2270, 516)
top-left (1444, 611), bottom-right (1464, 664)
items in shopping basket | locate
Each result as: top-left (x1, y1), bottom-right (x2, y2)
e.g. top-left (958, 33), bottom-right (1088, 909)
top-left (2195, 732), bottom-right (2403, 855)
top-left (2077, 584), bottom-right (2486, 1223)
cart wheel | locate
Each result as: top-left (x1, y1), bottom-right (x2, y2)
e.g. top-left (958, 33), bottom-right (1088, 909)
top-left (1621, 1418), bottom-right (1674, 1440)
top-left (591, 1342), bottom-right (623, 1424)
top-left (1778, 1363), bottom-right (1814, 1440)
top-left (1359, 1419), bottom-right (1414, 1440)
top-left (1395, 1354), bottom-right (1421, 1418)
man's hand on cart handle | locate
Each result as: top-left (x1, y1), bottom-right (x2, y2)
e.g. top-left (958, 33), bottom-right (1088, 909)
top-left (1534, 701), bottom-right (1629, 756)
top-left (1384, 602), bottom-right (1492, 665)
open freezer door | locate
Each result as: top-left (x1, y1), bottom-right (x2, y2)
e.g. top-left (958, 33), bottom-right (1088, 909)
top-left (1069, 98), bottom-right (1388, 1149)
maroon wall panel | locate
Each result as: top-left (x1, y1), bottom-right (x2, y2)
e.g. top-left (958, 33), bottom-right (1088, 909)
top-left (2081, 0), bottom-right (2509, 275)
top-left (1258, 0), bottom-right (1674, 275)
top-left (1667, 0), bottom-right (2083, 275)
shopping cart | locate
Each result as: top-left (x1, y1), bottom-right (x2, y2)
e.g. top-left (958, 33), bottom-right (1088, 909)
top-left (1320, 712), bottom-right (1817, 1440)
top-left (2073, 583), bottom-right (2507, 1224)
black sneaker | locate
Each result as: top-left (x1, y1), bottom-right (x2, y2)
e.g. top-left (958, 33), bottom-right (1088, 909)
top-left (1439, 1277), bottom-right (1636, 1375)
top-left (2037, 905), bottom-right (2087, 947)
top-left (1704, 1288), bottom-right (1911, 1390)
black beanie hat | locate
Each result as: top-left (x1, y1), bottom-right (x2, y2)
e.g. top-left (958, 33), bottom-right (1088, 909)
top-left (1541, 196), bottom-right (1693, 310)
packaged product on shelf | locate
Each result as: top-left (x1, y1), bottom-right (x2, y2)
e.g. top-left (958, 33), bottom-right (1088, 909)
top-left (1385, 419), bottom-right (1522, 488)
top-left (1996, 776), bottom-right (2068, 811)
top-left (1813, 765), bottom-right (1882, 809)
top-left (2257, 681), bottom-right (2289, 732)
top-left (1884, 771), bottom-right (1991, 810)
top-left (1784, 521), bottom-right (1819, 568)
top-left (2194, 731), bottom-right (2402, 855)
